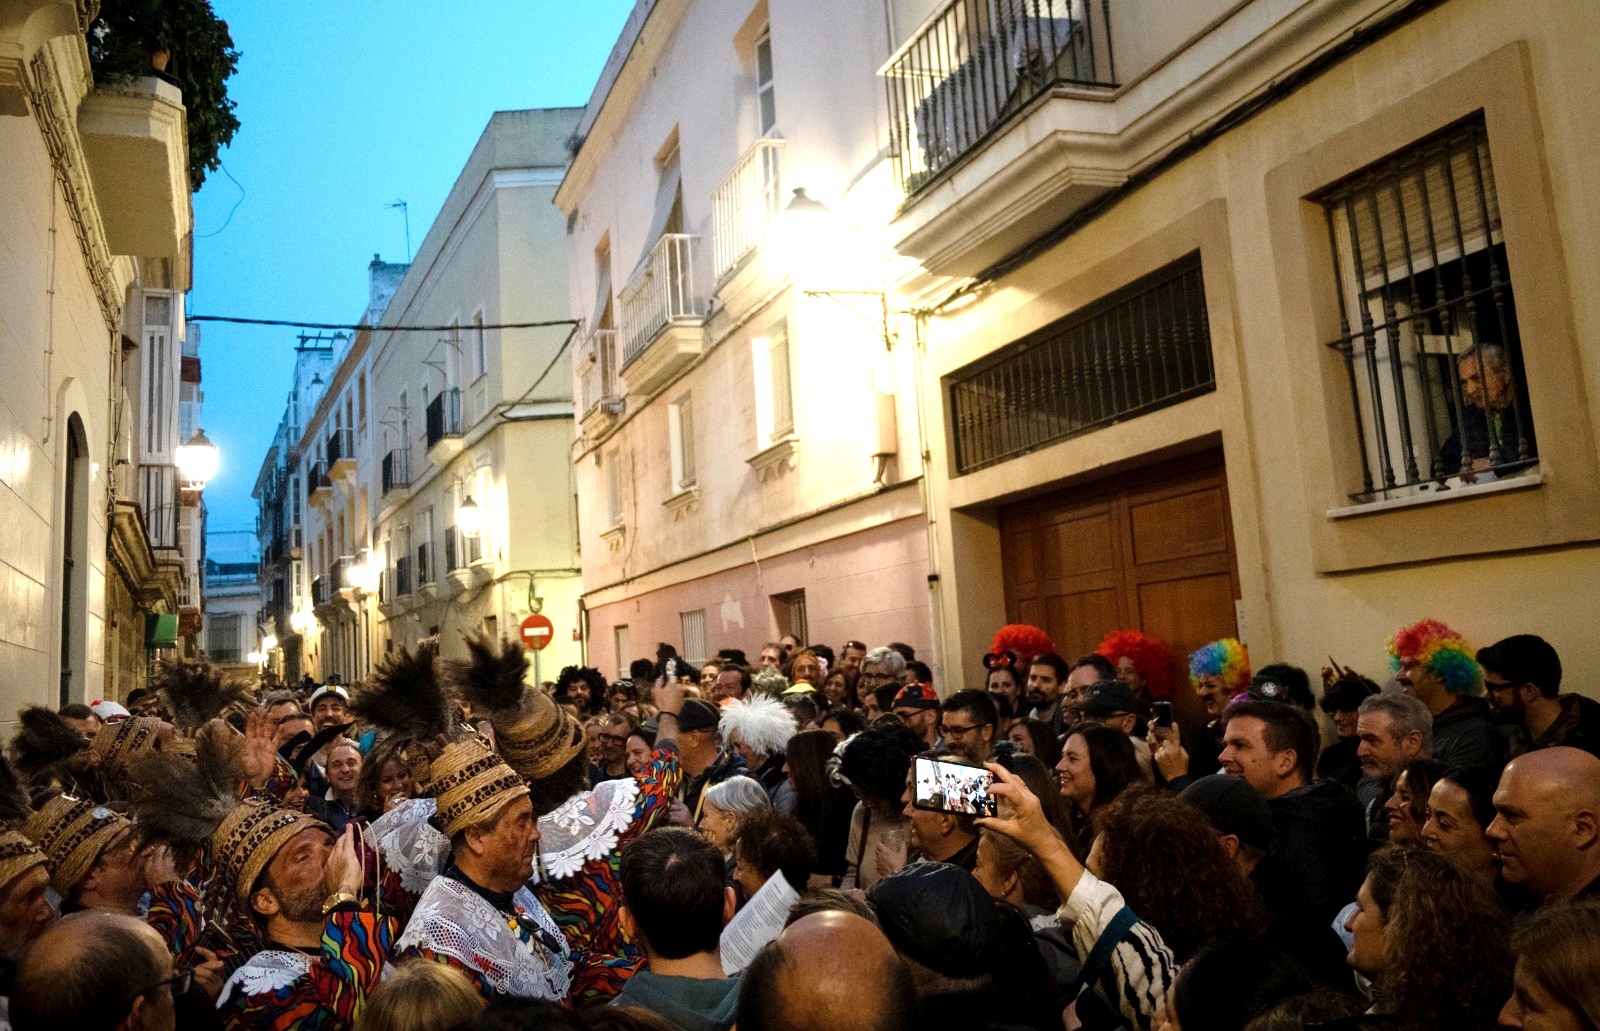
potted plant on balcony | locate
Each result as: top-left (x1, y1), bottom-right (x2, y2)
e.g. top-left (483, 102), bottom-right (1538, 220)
top-left (85, 0), bottom-right (241, 191)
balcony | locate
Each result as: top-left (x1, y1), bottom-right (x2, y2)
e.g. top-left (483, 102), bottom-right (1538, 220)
top-left (712, 139), bottom-right (785, 283)
top-left (426, 389), bottom-right (464, 462)
top-left (311, 575), bottom-right (330, 608)
top-left (579, 329), bottom-right (624, 435)
top-left (619, 234), bottom-right (705, 396)
top-left (381, 449), bottom-right (410, 497)
top-left (393, 555), bottom-right (414, 598)
top-left (77, 76), bottom-right (191, 259)
top-left (416, 542), bottom-right (437, 599)
top-left (327, 426), bottom-right (356, 483)
top-left (307, 461), bottom-right (333, 508)
top-left (444, 527), bottom-right (488, 591)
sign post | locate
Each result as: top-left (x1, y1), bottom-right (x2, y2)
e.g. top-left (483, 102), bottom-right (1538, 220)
top-left (521, 613), bottom-right (554, 687)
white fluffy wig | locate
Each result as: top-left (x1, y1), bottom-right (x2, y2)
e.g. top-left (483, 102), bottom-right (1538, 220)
top-left (718, 695), bottom-right (798, 758)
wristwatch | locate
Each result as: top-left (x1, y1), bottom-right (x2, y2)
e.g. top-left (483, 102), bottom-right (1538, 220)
top-left (321, 891), bottom-right (360, 915)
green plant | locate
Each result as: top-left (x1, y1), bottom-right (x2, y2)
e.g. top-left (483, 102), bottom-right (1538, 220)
top-left (86, 0), bottom-right (241, 191)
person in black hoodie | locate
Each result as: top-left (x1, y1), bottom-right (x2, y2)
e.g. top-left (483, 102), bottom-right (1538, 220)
top-left (1220, 701), bottom-right (1366, 924)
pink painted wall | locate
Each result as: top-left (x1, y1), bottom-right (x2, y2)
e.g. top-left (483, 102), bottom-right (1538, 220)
top-left (585, 515), bottom-right (932, 682)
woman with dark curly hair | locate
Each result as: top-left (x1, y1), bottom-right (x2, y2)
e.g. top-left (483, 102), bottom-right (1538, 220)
top-left (356, 736), bottom-right (417, 819)
top-left (837, 723), bottom-right (924, 891)
top-left (1092, 786), bottom-right (1265, 963)
top-left (1344, 846), bottom-right (1512, 1029)
top-left (1058, 722), bottom-right (1142, 850)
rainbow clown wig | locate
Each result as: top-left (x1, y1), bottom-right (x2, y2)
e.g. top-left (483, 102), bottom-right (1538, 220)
top-left (1388, 619), bottom-right (1483, 696)
top-left (990, 625), bottom-right (1056, 669)
top-left (1189, 638), bottom-right (1252, 695)
top-left (1096, 630), bottom-right (1177, 700)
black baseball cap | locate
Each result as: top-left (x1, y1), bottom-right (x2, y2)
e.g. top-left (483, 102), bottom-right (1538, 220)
top-left (1079, 679), bottom-right (1139, 718)
top-left (675, 698), bottom-right (723, 734)
top-left (1180, 774), bottom-right (1274, 852)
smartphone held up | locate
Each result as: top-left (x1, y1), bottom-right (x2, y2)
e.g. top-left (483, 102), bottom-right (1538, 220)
top-left (913, 756), bottom-right (998, 818)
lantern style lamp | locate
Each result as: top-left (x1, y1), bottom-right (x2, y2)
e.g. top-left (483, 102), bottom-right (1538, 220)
top-left (175, 429), bottom-right (220, 489)
top-left (456, 495), bottom-right (483, 539)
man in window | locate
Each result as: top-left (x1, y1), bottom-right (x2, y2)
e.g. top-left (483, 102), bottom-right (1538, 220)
top-left (1440, 344), bottom-right (1534, 478)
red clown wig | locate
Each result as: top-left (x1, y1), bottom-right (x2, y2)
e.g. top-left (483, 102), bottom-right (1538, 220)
top-left (1096, 630), bottom-right (1177, 700)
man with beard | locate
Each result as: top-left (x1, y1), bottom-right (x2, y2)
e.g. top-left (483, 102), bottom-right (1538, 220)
top-left (1024, 653), bottom-right (1075, 738)
top-left (395, 737), bottom-right (571, 1001)
top-left (213, 804), bottom-right (392, 1028)
top-left (1479, 634), bottom-right (1600, 759)
top-left (556, 666), bottom-right (605, 718)
top-left (0, 828), bottom-right (54, 1021)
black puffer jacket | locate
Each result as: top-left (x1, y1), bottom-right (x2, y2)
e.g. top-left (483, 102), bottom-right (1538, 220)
top-left (1268, 779), bottom-right (1366, 923)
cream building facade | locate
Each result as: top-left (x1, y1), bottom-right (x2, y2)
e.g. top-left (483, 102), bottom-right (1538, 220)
top-left (368, 109), bottom-right (584, 681)
top-left (2, 0), bottom-right (204, 716)
top-left (876, 0), bottom-right (1600, 703)
top-left (559, 0), bottom-right (934, 680)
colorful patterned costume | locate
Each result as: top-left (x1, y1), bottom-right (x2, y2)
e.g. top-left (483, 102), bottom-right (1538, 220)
top-left (216, 906), bottom-right (395, 1030)
top-left (146, 878), bottom-right (205, 964)
top-left (531, 746), bottom-right (681, 1001)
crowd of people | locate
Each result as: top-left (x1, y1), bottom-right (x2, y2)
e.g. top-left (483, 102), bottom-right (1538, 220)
top-left (0, 619), bottom-right (1596, 1031)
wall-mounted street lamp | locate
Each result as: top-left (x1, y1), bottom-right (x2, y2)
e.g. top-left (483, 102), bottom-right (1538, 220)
top-left (345, 555), bottom-right (380, 594)
top-left (175, 429), bottom-right (220, 489)
top-left (289, 609), bottom-right (313, 634)
top-left (261, 634), bottom-right (278, 652)
top-left (456, 495), bottom-right (483, 540)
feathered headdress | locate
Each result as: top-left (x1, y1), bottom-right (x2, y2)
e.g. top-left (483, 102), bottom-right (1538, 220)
top-left (0, 753), bottom-right (33, 829)
top-left (1096, 630), bottom-right (1177, 700)
top-left (350, 642), bottom-right (453, 790)
top-left (155, 660), bottom-right (255, 733)
top-left (448, 634), bottom-right (584, 782)
top-left (1189, 638), bottom-right (1252, 694)
top-left (990, 625), bottom-right (1056, 668)
top-left (1389, 619), bottom-right (1483, 696)
top-left (126, 731), bottom-right (245, 855)
top-left (719, 695), bottom-right (798, 758)
top-left (11, 705), bottom-right (89, 785)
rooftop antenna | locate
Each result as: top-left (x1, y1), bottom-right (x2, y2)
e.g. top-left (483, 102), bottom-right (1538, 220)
top-left (385, 199), bottom-right (411, 261)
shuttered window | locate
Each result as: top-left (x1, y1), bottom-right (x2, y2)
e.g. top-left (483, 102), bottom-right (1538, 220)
top-left (680, 609), bottom-right (707, 667)
top-left (770, 326), bottom-right (794, 439)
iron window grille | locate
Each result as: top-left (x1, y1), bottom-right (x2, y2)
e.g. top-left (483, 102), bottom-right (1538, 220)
top-left (947, 256), bottom-right (1214, 475)
top-left (1316, 115), bottom-right (1533, 501)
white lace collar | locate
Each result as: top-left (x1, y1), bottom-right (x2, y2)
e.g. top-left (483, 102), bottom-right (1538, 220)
top-left (531, 779), bottom-right (639, 883)
top-left (217, 949), bottom-right (313, 1009)
top-left (395, 875), bottom-right (571, 1000)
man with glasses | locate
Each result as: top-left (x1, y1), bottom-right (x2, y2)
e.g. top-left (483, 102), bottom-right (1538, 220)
top-left (592, 713), bottom-right (638, 783)
top-left (856, 647), bottom-right (906, 709)
top-left (891, 683), bottom-right (941, 749)
top-left (937, 690), bottom-right (998, 766)
top-left (1079, 680), bottom-right (1153, 777)
top-left (10, 911), bottom-right (180, 1031)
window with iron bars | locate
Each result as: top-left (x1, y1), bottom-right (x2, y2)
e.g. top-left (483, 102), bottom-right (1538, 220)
top-left (1315, 115), bottom-right (1533, 501)
top-left (946, 256), bottom-right (1214, 475)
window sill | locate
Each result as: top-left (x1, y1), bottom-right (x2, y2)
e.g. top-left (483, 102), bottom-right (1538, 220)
top-left (1327, 470), bottom-right (1542, 520)
top-left (747, 435), bottom-right (799, 483)
top-left (663, 485), bottom-right (700, 520)
top-left (600, 523), bottom-right (626, 552)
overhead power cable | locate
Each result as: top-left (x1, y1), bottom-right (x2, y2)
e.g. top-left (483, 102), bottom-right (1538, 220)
top-left (187, 315), bottom-right (580, 332)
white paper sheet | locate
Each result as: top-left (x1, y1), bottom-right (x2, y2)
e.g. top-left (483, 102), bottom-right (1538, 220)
top-left (719, 870), bottom-right (800, 975)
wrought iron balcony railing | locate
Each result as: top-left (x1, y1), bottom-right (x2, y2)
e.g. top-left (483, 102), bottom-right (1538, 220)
top-left (426, 389), bottom-right (462, 449)
top-left (619, 234), bottom-right (703, 367)
top-left (381, 448), bottom-right (410, 495)
top-left (712, 139), bottom-right (785, 281)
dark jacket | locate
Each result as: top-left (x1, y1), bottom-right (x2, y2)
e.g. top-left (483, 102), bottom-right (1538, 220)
top-left (1267, 779), bottom-right (1366, 924)
top-left (1316, 736), bottom-right (1365, 790)
top-left (682, 750), bottom-right (748, 821)
top-left (1253, 854), bottom-right (1357, 991)
top-left (612, 970), bottom-right (740, 1031)
top-left (1432, 696), bottom-right (1506, 774)
top-left (1509, 694), bottom-right (1600, 759)
top-left (1439, 401), bottom-right (1535, 474)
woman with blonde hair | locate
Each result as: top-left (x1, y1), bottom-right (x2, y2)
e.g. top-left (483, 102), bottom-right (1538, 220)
top-left (356, 959), bottom-right (485, 1031)
top-left (1503, 898), bottom-right (1600, 1029)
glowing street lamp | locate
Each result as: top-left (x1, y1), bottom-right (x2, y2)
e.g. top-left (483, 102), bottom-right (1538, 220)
top-left (246, 650), bottom-right (263, 665)
top-left (261, 634), bottom-right (278, 652)
top-left (289, 609), bottom-right (313, 634)
top-left (175, 429), bottom-right (220, 488)
top-left (456, 495), bottom-right (483, 540)
top-left (345, 557), bottom-right (378, 593)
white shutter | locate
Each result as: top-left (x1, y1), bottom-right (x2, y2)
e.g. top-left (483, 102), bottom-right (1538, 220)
top-left (680, 609), bottom-right (707, 667)
top-left (770, 327), bottom-right (794, 439)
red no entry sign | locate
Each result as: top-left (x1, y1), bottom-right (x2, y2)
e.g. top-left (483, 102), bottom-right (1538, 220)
top-left (520, 614), bottom-right (554, 651)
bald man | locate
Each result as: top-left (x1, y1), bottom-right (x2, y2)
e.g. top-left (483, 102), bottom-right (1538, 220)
top-left (737, 911), bottom-right (913, 1031)
top-left (1487, 746), bottom-right (1600, 904)
top-left (10, 911), bottom-right (175, 1031)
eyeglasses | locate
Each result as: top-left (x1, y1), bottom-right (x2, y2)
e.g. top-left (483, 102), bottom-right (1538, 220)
top-left (858, 671), bottom-right (891, 684)
top-left (892, 709), bottom-right (923, 724)
top-left (938, 722), bottom-right (987, 737)
top-left (597, 733), bottom-right (630, 745)
top-left (143, 970), bottom-right (194, 999)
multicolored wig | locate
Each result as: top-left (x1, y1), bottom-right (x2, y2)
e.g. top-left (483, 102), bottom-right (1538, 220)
top-left (1388, 619), bottom-right (1483, 696)
top-left (990, 625), bottom-right (1056, 669)
top-left (1096, 630), bottom-right (1177, 700)
top-left (1189, 638), bottom-right (1251, 694)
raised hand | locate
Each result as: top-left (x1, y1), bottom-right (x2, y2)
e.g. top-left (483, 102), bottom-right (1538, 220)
top-left (322, 824), bottom-right (363, 897)
top-left (141, 842), bottom-right (180, 891)
top-left (976, 762), bottom-right (1059, 857)
top-left (654, 679), bottom-right (686, 719)
top-left (242, 708), bottom-right (278, 788)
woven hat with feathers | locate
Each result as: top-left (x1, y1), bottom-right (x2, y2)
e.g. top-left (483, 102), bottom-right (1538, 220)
top-left (154, 659), bottom-right (255, 734)
top-left (447, 635), bottom-right (584, 782)
top-left (427, 736), bottom-right (530, 839)
top-left (350, 642), bottom-right (456, 792)
top-left (24, 794), bottom-right (129, 898)
top-left (128, 732), bottom-right (325, 907)
top-left (91, 716), bottom-right (167, 781)
top-left (0, 827), bottom-right (47, 896)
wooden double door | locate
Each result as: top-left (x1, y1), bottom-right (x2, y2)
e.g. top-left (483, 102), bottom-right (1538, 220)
top-left (999, 450), bottom-right (1240, 716)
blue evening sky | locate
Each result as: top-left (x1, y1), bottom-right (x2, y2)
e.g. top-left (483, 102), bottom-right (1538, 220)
top-left (193, 1), bottom-right (632, 562)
